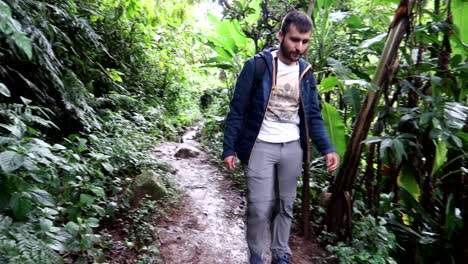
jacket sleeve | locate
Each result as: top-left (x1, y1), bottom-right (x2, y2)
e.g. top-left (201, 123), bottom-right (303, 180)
top-left (307, 73), bottom-right (336, 156)
top-left (222, 59), bottom-right (255, 159)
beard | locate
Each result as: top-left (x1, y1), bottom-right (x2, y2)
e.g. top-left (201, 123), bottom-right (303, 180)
top-left (279, 42), bottom-right (301, 62)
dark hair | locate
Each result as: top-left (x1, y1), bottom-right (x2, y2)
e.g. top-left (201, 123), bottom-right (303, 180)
top-left (280, 11), bottom-right (312, 35)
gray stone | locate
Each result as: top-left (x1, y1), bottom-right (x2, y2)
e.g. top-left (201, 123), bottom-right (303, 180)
top-left (131, 170), bottom-right (168, 207)
top-left (174, 145), bottom-right (201, 159)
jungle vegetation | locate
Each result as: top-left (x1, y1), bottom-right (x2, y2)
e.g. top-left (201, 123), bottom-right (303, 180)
top-left (0, 0), bottom-right (466, 263)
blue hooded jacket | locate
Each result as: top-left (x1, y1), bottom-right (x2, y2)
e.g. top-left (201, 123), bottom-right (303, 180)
top-left (222, 48), bottom-right (335, 164)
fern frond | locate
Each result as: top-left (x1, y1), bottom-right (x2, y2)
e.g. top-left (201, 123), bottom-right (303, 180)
top-left (0, 215), bottom-right (63, 263)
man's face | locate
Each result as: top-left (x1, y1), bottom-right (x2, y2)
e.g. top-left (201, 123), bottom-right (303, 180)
top-left (278, 25), bottom-right (311, 65)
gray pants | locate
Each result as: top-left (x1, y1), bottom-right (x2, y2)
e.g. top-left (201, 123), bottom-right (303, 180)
top-left (244, 139), bottom-right (303, 259)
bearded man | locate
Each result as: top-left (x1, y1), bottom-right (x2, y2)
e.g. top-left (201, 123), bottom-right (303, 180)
top-left (222, 11), bottom-right (339, 264)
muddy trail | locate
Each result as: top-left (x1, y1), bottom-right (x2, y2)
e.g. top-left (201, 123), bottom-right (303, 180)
top-left (153, 127), bottom-right (332, 264)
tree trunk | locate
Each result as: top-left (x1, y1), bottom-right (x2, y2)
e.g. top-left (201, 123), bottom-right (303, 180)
top-left (304, 0), bottom-right (316, 59)
top-left (364, 144), bottom-right (375, 209)
top-left (307, 0), bottom-right (316, 18)
top-left (325, 0), bottom-right (415, 239)
top-left (301, 163), bottom-right (311, 239)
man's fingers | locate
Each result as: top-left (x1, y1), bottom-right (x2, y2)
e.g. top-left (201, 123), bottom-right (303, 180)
top-left (230, 160), bottom-right (236, 171)
top-left (224, 156), bottom-right (236, 171)
top-left (325, 153), bottom-right (339, 172)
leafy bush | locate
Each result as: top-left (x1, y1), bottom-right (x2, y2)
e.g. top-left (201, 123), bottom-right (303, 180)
top-left (326, 201), bottom-right (397, 264)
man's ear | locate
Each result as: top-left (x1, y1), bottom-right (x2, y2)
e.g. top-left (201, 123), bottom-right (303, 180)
top-left (278, 31), bottom-right (283, 42)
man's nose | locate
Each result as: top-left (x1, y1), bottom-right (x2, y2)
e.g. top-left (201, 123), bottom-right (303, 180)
top-left (296, 42), bottom-right (305, 51)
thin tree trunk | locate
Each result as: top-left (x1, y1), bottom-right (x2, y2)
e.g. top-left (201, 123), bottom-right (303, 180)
top-left (304, 0), bottom-right (316, 59)
top-left (307, 0), bottom-right (316, 18)
top-left (325, 0), bottom-right (415, 239)
top-left (301, 0), bottom-right (317, 238)
top-left (364, 144), bottom-right (375, 209)
top-left (301, 163), bottom-right (311, 239)
top-left (374, 143), bottom-right (383, 215)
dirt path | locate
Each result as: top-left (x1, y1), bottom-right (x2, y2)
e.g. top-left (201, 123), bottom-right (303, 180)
top-left (153, 127), bottom-right (332, 264)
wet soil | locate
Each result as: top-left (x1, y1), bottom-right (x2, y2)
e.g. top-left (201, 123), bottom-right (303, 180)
top-left (153, 127), bottom-right (332, 264)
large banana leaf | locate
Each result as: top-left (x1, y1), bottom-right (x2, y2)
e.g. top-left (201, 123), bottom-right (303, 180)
top-left (398, 164), bottom-right (421, 201)
top-left (431, 139), bottom-right (448, 176)
top-left (321, 102), bottom-right (346, 162)
top-left (451, 0), bottom-right (468, 58)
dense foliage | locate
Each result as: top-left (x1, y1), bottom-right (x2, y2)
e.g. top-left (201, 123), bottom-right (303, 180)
top-left (1, 0), bottom-right (466, 262)
top-left (0, 0), bottom-right (212, 262)
top-left (199, 0), bottom-right (467, 263)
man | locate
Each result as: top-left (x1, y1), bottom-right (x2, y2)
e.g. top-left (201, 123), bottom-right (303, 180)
top-left (222, 11), bottom-right (339, 264)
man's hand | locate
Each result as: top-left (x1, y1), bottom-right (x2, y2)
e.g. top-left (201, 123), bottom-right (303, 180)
top-left (224, 155), bottom-right (237, 171)
top-left (325, 152), bottom-right (339, 172)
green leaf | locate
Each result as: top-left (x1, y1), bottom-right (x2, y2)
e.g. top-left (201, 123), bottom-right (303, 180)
top-left (342, 80), bottom-right (379, 91)
top-left (345, 15), bottom-right (366, 29)
top-left (101, 162), bottom-right (114, 173)
top-left (317, 0), bottom-right (335, 9)
top-left (20, 96), bottom-right (32, 105)
top-left (444, 102), bottom-right (468, 130)
top-left (327, 58), bottom-right (352, 79)
top-left (90, 186), bottom-right (105, 197)
top-left (10, 193), bottom-right (32, 220)
top-left (343, 87), bottom-right (362, 116)
top-left (12, 32), bottom-right (33, 59)
top-left (321, 102), bottom-right (346, 162)
top-left (456, 131), bottom-right (468, 143)
top-left (0, 150), bottom-right (25, 173)
top-left (362, 136), bottom-right (383, 145)
top-left (85, 217), bottom-right (99, 228)
top-left (47, 238), bottom-right (67, 252)
top-left (53, 144), bottom-right (67, 150)
top-left (80, 193), bottom-right (94, 205)
top-left (444, 194), bottom-right (456, 240)
top-left (419, 112), bottom-right (433, 126)
top-left (65, 221), bottom-right (80, 234)
top-left (30, 189), bottom-right (55, 206)
top-left (431, 139), bottom-right (448, 176)
top-left (40, 218), bottom-right (53, 232)
top-left (0, 83), bottom-right (10, 97)
top-left (92, 205), bottom-right (105, 216)
top-left (319, 76), bottom-right (339, 93)
top-left (0, 1), bottom-right (12, 17)
top-left (451, 0), bottom-right (468, 57)
top-left (391, 138), bottom-right (406, 164)
top-left (359, 33), bottom-right (387, 49)
top-left (398, 165), bottom-right (421, 201)
top-left (379, 138), bottom-right (392, 159)
top-left (81, 234), bottom-right (94, 249)
top-left (0, 122), bottom-right (25, 138)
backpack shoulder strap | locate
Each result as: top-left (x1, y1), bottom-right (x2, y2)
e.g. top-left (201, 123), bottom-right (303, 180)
top-left (299, 64), bottom-right (313, 81)
top-left (254, 54), bottom-right (266, 85)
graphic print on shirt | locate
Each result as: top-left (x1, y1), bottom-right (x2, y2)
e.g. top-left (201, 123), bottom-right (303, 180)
top-left (265, 67), bottom-right (300, 124)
